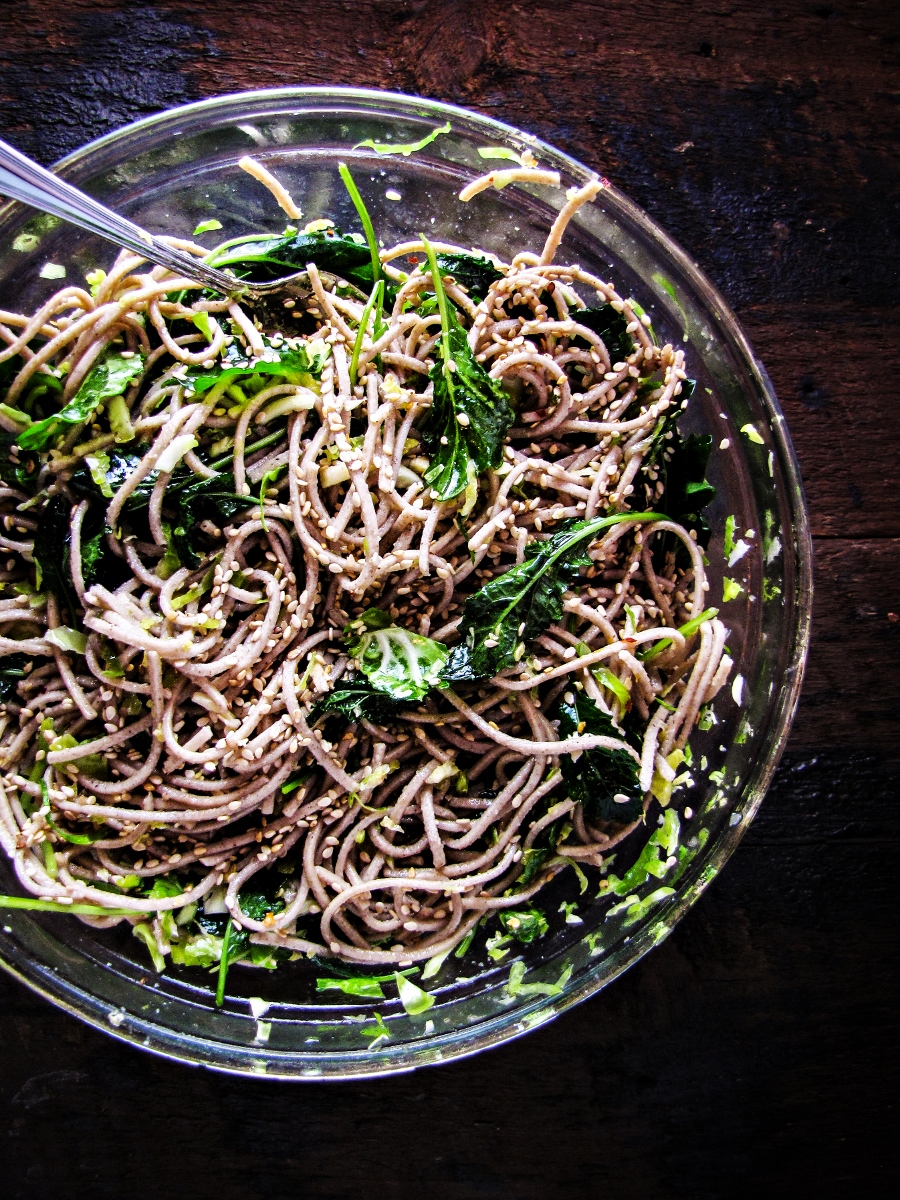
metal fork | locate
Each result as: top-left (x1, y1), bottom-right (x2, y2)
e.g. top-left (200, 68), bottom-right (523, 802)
top-left (0, 135), bottom-right (311, 300)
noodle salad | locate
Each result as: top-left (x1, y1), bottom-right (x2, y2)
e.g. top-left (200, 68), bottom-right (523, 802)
top-left (0, 149), bottom-right (731, 1003)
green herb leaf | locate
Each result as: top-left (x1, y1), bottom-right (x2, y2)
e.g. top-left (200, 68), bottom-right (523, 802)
top-left (557, 692), bottom-right (643, 823)
top-left (355, 120), bottom-right (451, 157)
top-left (210, 226), bottom-right (375, 292)
top-left (17, 352), bottom-right (144, 452)
top-left (441, 512), bottom-right (664, 682)
top-left (193, 218), bottom-right (223, 236)
top-left (418, 237), bottom-right (514, 500)
top-left (434, 251), bottom-right (504, 302)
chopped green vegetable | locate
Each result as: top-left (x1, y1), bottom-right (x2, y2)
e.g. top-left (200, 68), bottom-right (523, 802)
top-left (132, 922), bottom-right (165, 972)
top-left (18, 351), bottom-right (144, 452)
top-left (184, 336), bottom-right (328, 397)
top-left (362, 1011), bottom-right (391, 1046)
top-left (506, 960), bottom-right (573, 998)
top-left (317, 976), bottom-right (385, 998)
top-left (605, 810), bottom-right (681, 898)
top-left (477, 146), bottom-right (528, 164)
top-left (558, 692), bottom-right (643, 824)
top-left (193, 218), bottom-right (223, 236)
top-left (170, 931), bottom-right (224, 968)
top-left (485, 930), bottom-right (514, 961)
top-left (498, 907), bottom-right (548, 943)
top-left (640, 607), bottom-right (719, 662)
top-left (44, 626), bottom-right (87, 655)
top-left (722, 577), bottom-right (744, 602)
top-left (417, 237), bottom-right (514, 501)
top-left (441, 511), bottom-right (664, 682)
top-left (394, 972), bottom-right (434, 1015)
top-left (345, 608), bottom-right (448, 703)
top-left (740, 423), bottom-right (765, 445)
top-left (355, 120), bottom-right (451, 157)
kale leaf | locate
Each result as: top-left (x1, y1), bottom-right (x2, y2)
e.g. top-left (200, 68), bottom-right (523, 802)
top-left (658, 429), bottom-right (716, 548)
top-left (435, 251), bottom-right (504, 302)
top-left (211, 228), bottom-right (375, 291)
top-left (417, 305), bottom-right (514, 501)
top-left (441, 511), bottom-right (663, 682)
top-left (345, 608), bottom-right (448, 702)
top-left (309, 672), bottom-right (407, 725)
top-left (33, 494), bottom-right (77, 617)
top-left (0, 434), bottom-right (40, 493)
top-left (17, 352), bottom-right (144, 452)
top-left (573, 305), bottom-right (634, 364)
top-left (557, 692), bottom-right (643, 824)
top-left (0, 653), bottom-right (28, 704)
top-left (171, 472), bottom-right (252, 569)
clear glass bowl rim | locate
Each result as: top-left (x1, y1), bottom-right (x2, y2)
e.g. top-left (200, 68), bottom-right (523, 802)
top-left (0, 86), bottom-right (813, 1079)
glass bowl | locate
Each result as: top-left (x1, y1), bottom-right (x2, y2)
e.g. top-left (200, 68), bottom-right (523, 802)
top-left (0, 87), bottom-right (812, 1079)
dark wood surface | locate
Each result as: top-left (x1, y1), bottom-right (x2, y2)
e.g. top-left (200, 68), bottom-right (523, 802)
top-left (0, 2), bottom-right (897, 1196)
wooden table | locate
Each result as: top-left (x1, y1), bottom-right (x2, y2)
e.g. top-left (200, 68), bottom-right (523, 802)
top-left (1, 2), bottom-right (897, 1195)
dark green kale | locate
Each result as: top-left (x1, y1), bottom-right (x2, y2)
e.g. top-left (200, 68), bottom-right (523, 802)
top-left (418, 239), bottom-right (514, 501)
top-left (33, 494), bottom-right (77, 618)
top-left (238, 887), bottom-right (286, 922)
top-left (557, 692), bottom-right (643, 824)
top-left (309, 672), bottom-right (407, 725)
top-left (573, 305), bottom-right (634, 364)
top-left (658, 430), bottom-right (716, 548)
top-left (171, 472), bottom-right (252, 569)
top-left (0, 653), bottom-right (29, 704)
top-left (441, 511), bottom-right (663, 683)
top-left (418, 307), bottom-right (514, 501)
top-left (210, 228), bottom-right (375, 291)
top-left (435, 251), bottom-right (504, 302)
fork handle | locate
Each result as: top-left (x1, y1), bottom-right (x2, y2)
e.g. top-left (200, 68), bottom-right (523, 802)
top-left (0, 136), bottom-right (239, 295)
